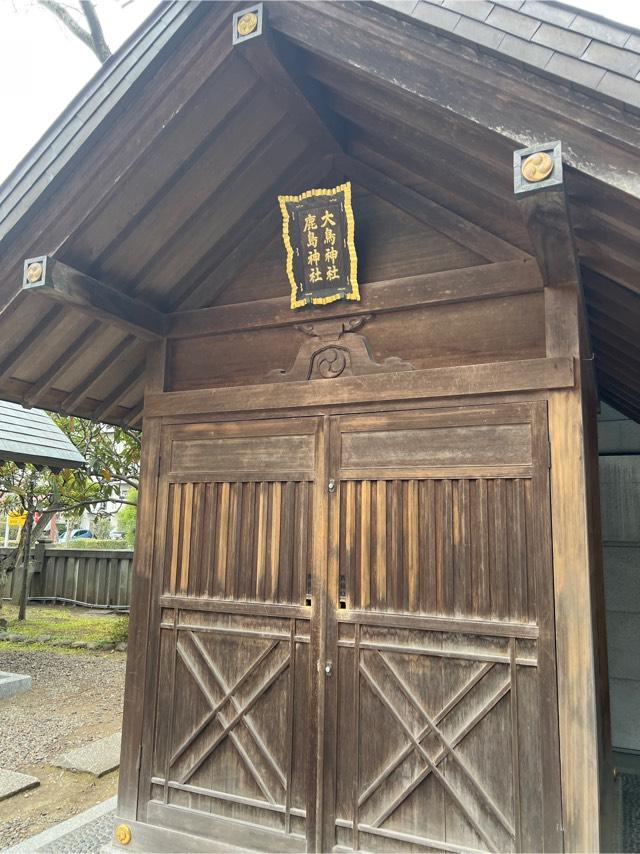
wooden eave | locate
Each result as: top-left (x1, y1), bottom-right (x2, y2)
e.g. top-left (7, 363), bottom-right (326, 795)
top-left (0, 0), bottom-right (637, 426)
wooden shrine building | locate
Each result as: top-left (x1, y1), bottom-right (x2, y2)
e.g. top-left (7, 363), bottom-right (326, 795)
top-left (0, 1), bottom-right (639, 850)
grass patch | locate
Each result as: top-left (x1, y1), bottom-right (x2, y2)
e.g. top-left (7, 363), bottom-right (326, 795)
top-left (0, 603), bottom-right (128, 653)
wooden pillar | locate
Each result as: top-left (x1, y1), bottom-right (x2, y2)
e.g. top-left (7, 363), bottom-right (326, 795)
top-left (117, 339), bottom-right (166, 820)
top-left (515, 143), bottom-right (614, 852)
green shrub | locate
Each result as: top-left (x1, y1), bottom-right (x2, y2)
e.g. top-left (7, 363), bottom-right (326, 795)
top-left (52, 539), bottom-right (131, 550)
top-left (109, 615), bottom-right (129, 644)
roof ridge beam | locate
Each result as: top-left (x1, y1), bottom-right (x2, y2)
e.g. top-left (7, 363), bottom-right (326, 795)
top-left (21, 256), bottom-right (167, 341)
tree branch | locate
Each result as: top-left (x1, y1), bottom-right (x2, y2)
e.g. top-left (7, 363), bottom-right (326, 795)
top-left (79, 0), bottom-right (111, 63)
top-left (38, 0), bottom-right (111, 64)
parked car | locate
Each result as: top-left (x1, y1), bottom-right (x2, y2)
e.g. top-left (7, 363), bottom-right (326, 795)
top-left (70, 529), bottom-right (94, 539)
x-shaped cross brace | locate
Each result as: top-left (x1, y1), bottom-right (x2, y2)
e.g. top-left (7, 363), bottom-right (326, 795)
top-left (173, 631), bottom-right (289, 804)
top-left (360, 651), bottom-right (514, 853)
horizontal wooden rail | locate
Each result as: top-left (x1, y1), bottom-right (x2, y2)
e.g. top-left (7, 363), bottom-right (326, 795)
top-left (167, 259), bottom-right (543, 338)
top-left (146, 357), bottom-right (575, 418)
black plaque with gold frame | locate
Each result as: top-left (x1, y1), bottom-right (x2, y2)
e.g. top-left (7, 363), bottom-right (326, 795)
top-left (278, 181), bottom-right (359, 309)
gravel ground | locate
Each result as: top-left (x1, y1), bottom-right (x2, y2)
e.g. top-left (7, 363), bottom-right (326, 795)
top-left (0, 651), bottom-right (126, 768)
top-left (0, 650), bottom-right (126, 849)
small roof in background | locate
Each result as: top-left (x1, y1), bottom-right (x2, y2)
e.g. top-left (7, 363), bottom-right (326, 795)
top-left (0, 400), bottom-right (85, 470)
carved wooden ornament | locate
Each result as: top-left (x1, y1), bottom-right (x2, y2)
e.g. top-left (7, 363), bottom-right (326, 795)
top-left (269, 315), bottom-right (414, 382)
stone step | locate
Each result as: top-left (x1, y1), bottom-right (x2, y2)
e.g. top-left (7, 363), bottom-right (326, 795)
top-left (0, 769), bottom-right (39, 802)
top-left (52, 732), bottom-right (121, 778)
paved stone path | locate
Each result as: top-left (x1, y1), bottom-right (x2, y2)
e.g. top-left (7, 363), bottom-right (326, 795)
top-left (4, 796), bottom-right (116, 853)
top-left (53, 732), bottom-right (122, 777)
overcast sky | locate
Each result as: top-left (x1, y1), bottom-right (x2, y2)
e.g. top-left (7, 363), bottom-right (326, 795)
top-left (0, 0), bottom-right (639, 185)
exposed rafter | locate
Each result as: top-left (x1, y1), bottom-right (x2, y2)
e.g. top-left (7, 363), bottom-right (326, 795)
top-left (93, 364), bottom-right (145, 422)
top-left (61, 335), bottom-right (136, 414)
top-left (24, 320), bottom-right (102, 408)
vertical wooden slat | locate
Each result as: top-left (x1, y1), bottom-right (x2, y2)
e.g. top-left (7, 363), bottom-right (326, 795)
top-left (492, 479), bottom-right (508, 620)
top-left (255, 481), bottom-right (268, 601)
top-left (405, 480), bottom-right (419, 613)
top-left (179, 482), bottom-right (193, 595)
top-left (293, 481), bottom-right (309, 605)
top-left (239, 481), bottom-right (256, 600)
top-left (359, 481), bottom-right (371, 609)
top-left (476, 480), bottom-right (491, 618)
top-left (375, 480), bottom-right (386, 610)
top-left (189, 483), bottom-right (204, 597)
top-left (279, 482), bottom-right (294, 602)
top-left (267, 482), bottom-right (281, 602)
top-left (167, 484), bottom-right (180, 595)
top-left (389, 480), bottom-right (403, 612)
top-left (524, 479), bottom-right (536, 622)
top-left (213, 482), bottom-right (230, 597)
top-left (201, 483), bottom-right (216, 599)
top-left (509, 479), bottom-right (527, 622)
top-left (423, 479), bottom-right (437, 613)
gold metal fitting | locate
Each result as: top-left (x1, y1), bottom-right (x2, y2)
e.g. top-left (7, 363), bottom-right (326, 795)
top-left (25, 261), bottom-right (44, 284)
top-left (521, 151), bottom-right (553, 183)
top-left (115, 823), bottom-right (132, 846)
top-left (237, 11), bottom-right (258, 36)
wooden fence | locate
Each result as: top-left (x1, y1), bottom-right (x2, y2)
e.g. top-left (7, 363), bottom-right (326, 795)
top-left (1, 544), bottom-right (133, 610)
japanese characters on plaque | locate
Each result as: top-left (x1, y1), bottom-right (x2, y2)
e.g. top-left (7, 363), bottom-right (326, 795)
top-left (278, 181), bottom-right (360, 309)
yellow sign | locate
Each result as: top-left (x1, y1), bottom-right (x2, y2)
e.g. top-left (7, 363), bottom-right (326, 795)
top-left (8, 511), bottom-right (27, 526)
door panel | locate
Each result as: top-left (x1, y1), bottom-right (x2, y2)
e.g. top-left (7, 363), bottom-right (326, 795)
top-left (141, 405), bottom-right (561, 853)
top-left (144, 417), bottom-right (322, 851)
top-left (326, 404), bottom-right (562, 853)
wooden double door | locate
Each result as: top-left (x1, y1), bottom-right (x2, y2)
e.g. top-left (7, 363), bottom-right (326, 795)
top-left (143, 403), bottom-right (563, 853)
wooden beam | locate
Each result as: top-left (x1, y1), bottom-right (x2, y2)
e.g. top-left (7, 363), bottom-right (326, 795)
top-left (22, 256), bottom-right (167, 341)
top-left (516, 142), bottom-right (613, 851)
top-left (336, 153), bottom-right (526, 263)
top-left (234, 6), bottom-right (344, 155)
top-left (146, 357), bottom-right (574, 419)
top-left (168, 259), bottom-right (543, 339)
top-left (24, 320), bottom-right (102, 408)
top-left (61, 335), bottom-right (136, 413)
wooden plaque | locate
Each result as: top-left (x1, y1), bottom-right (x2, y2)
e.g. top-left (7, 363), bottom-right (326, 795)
top-left (278, 181), bottom-right (359, 309)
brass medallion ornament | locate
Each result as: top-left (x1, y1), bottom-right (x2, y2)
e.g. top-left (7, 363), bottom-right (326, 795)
top-left (237, 11), bottom-right (258, 36)
top-left (521, 151), bottom-right (554, 183)
top-left (278, 181), bottom-right (359, 309)
top-left (115, 824), bottom-right (132, 846)
top-left (25, 261), bottom-right (44, 284)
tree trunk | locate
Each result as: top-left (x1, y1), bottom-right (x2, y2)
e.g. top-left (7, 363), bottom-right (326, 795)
top-left (17, 512), bottom-right (33, 621)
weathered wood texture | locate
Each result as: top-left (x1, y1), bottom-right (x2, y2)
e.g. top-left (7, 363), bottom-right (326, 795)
top-left (520, 177), bottom-right (613, 852)
top-left (126, 402), bottom-right (563, 854)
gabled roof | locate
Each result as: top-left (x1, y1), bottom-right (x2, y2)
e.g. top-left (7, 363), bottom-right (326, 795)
top-left (0, 0), bottom-right (637, 425)
top-left (0, 400), bottom-right (85, 470)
